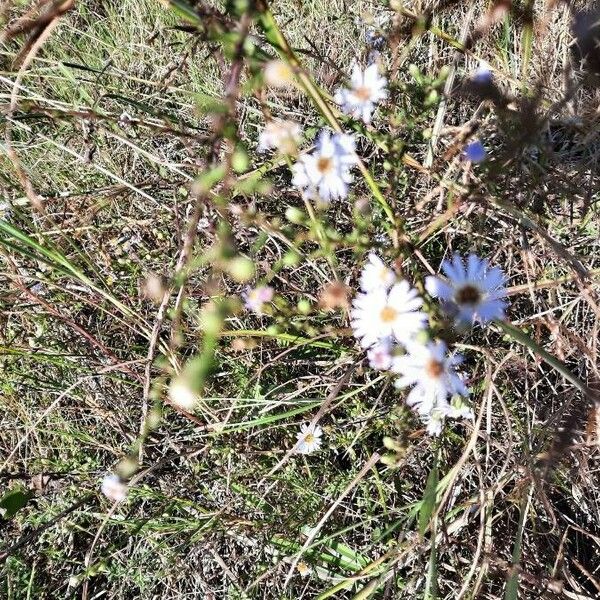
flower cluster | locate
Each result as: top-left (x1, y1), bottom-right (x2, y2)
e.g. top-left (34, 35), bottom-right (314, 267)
top-left (350, 252), bottom-right (507, 435)
top-left (251, 57), bottom-right (509, 444)
top-left (259, 61), bottom-right (388, 203)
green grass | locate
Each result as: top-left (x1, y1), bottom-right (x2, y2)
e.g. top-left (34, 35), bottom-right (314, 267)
top-left (1, 0), bottom-right (600, 598)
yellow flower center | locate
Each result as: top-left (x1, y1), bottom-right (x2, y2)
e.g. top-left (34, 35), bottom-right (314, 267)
top-left (425, 359), bottom-right (444, 378)
top-left (379, 267), bottom-right (390, 281)
top-left (304, 433), bottom-right (315, 444)
top-left (317, 156), bottom-right (333, 174)
top-left (355, 86), bottom-right (372, 101)
top-left (455, 284), bottom-right (481, 306)
top-left (380, 306), bottom-right (397, 323)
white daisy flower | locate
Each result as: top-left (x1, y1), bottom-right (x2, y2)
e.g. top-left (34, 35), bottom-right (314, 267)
top-left (335, 63), bottom-right (387, 124)
top-left (367, 338), bottom-right (393, 370)
top-left (391, 341), bottom-right (469, 417)
top-left (101, 474), bottom-right (127, 503)
top-left (359, 253), bottom-right (396, 292)
top-left (258, 120), bottom-right (302, 155)
top-left (296, 561), bottom-right (311, 577)
top-left (292, 130), bottom-right (356, 202)
top-left (243, 285), bottom-right (274, 314)
top-left (351, 281), bottom-right (427, 348)
top-left (425, 253), bottom-right (507, 325)
top-left (296, 422), bottom-right (323, 454)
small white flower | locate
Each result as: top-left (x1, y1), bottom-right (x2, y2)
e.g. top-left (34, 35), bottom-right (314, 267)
top-left (359, 253), bottom-right (396, 292)
top-left (445, 401), bottom-right (475, 421)
top-left (118, 111), bottom-right (133, 127)
top-left (258, 120), bottom-right (302, 155)
top-left (423, 399), bottom-right (474, 436)
top-left (367, 338), bottom-right (393, 370)
top-left (264, 60), bottom-right (294, 87)
top-left (351, 281), bottom-right (427, 348)
top-left (463, 140), bottom-right (487, 163)
top-left (391, 341), bottom-right (469, 417)
top-left (296, 561), bottom-right (311, 577)
top-left (101, 474), bottom-right (127, 503)
top-left (335, 63), bottom-right (387, 124)
top-left (423, 398), bottom-right (475, 436)
top-left (425, 254), bottom-right (507, 325)
top-left (292, 130), bottom-right (356, 202)
top-left (296, 422), bottom-right (323, 454)
top-left (168, 377), bottom-right (198, 411)
top-left (243, 285), bottom-right (274, 314)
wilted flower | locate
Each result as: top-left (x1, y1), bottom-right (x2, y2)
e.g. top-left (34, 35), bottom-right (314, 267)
top-left (296, 422), bottom-right (323, 454)
top-left (351, 281), bottom-right (427, 348)
top-left (118, 111), bottom-right (133, 128)
top-left (292, 130), bottom-right (356, 202)
top-left (264, 59), bottom-right (294, 87)
top-left (391, 341), bottom-right (469, 418)
top-left (243, 285), bottom-right (274, 314)
top-left (361, 12), bottom-right (389, 50)
top-left (101, 474), bottom-right (128, 503)
top-left (319, 281), bottom-right (350, 310)
top-left (296, 561), bottom-right (311, 577)
top-left (463, 140), bottom-right (487, 163)
top-left (142, 273), bottom-right (166, 303)
top-left (258, 119), bottom-right (302, 155)
top-left (168, 376), bottom-right (199, 411)
top-left (367, 338), bottom-right (393, 370)
top-left (425, 253), bottom-right (507, 325)
top-left (335, 63), bottom-right (387, 124)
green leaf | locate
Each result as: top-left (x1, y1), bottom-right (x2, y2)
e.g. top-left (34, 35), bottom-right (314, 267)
top-left (164, 0), bottom-right (202, 25)
top-left (0, 487), bottom-right (32, 520)
top-left (419, 463), bottom-right (438, 537)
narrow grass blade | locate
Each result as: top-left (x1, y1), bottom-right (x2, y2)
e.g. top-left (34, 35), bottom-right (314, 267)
top-left (498, 321), bottom-right (597, 402)
top-left (504, 486), bottom-right (533, 600)
top-left (419, 460), bottom-right (439, 537)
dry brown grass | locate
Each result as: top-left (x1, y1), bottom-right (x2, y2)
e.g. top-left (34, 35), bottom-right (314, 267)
top-left (1, 0), bottom-right (600, 598)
